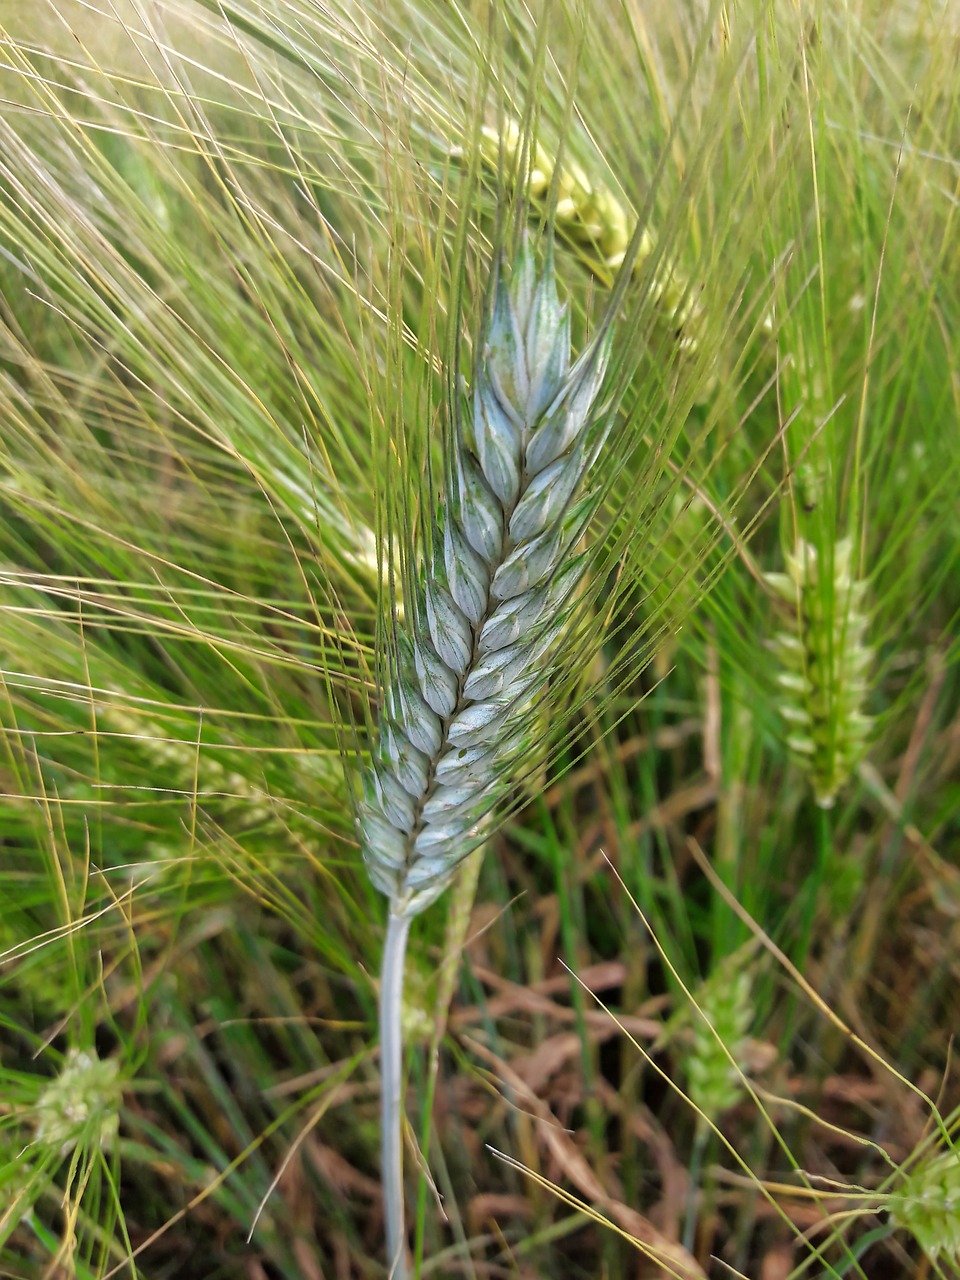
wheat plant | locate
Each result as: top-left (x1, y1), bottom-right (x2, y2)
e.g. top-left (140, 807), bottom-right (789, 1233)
top-left (361, 235), bottom-right (618, 1274)
top-left (889, 1145), bottom-right (960, 1267)
top-left (476, 118), bottom-right (704, 352)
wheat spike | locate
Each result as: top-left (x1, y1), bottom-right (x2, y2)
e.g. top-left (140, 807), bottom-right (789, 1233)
top-left (890, 1148), bottom-right (960, 1266)
top-left (360, 238), bottom-right (613, 920)
top-left (767, 536), bottom-right (872, 807)
top-left (686, 967), bottom-right (753, 1125)
top-left (35, 1049), bottom-right (121, 1157)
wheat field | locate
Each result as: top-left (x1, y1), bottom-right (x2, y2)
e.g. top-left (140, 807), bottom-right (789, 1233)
top-left (0, 2), bottom-right (958, 1278)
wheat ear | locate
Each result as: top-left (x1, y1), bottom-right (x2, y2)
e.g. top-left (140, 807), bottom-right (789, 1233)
top-left (767, 536), bottom-right (872, 808)
top-left (890, 1147), bottom-right (960, 1266)
top-left (360, 238), bottom-right (614, 1276)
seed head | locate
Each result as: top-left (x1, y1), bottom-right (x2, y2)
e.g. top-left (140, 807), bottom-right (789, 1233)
top-left (686, 968), bottom-right (753, 1124)
top-left (359, 240), bottom-right (614, 917)
top-left (767, 536), bottom-right (872, 807)
top-left (474, 120), bottom-right (700, 348)
top-left (35, 1048), bottom-right (121, 1157)
top-left (890, 1149), bottom-right (960, 1265)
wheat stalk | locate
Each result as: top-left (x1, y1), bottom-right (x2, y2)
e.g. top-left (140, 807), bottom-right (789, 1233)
top-left (360, 236), bottom-right (614, 1276)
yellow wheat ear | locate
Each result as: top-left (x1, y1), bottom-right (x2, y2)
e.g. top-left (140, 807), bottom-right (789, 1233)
top-left (474, 119), bottom-right (703, 350)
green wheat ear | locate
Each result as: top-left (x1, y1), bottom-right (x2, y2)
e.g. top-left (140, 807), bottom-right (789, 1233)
top-left (35, 1049), bottom-right (122, 1158)
top-left (889, 1148), bottom-right (960, 1266)
top-left (362, 235), bottom-right (615, 1278)
top-left (767, 536), bottom-right (872, 808)
top-left (685, 966), bottom-right (753, 1126)
top-left (359, 236), bottom-right (613, 920)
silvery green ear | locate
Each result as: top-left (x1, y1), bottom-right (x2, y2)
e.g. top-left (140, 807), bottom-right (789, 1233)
top-left (360, 236), bottom-right (615, 921)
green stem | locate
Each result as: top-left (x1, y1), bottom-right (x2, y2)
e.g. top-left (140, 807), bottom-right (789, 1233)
top-left (381, 908), bottom-right (412, 1279)
top-left (414, 846), bottom-right (484, 1273)
top-left (799, 802), bottom-right (832, 965)
top-left (682, 1121), bottom-right (710, 1256)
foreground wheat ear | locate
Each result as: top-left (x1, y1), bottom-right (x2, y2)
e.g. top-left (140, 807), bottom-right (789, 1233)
top-left (359, 236), bottom-right (614, 1276)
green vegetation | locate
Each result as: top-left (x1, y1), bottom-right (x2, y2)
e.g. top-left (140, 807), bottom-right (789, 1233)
top-left (0, 2), bottom-right (957, 1277)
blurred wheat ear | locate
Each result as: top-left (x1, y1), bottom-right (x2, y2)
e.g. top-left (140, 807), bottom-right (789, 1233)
top-left (890, 1146), bottom-right (960, 1267)
top-left (362, 233), bottom-right (616, 1276)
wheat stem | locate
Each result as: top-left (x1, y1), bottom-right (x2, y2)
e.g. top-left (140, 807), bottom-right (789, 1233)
top-left (434, 847), bottom-right (485, 1029)
top-left (380, 907), bottom-right (412, 1279)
